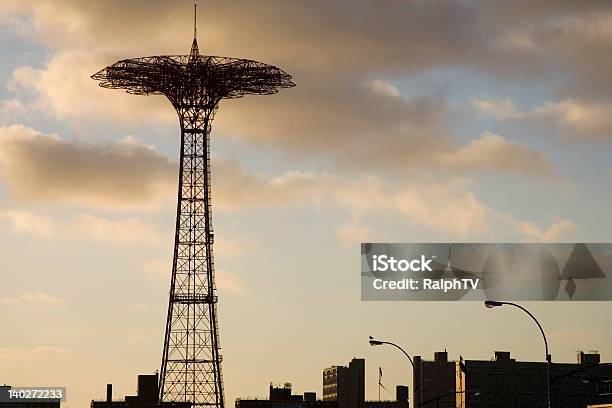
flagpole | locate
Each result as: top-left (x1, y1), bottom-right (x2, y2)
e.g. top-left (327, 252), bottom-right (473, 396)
top-left (378, 367), bottom-right (381, 400)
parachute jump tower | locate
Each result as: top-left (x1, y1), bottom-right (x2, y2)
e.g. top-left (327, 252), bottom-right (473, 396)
top-left (92, 5), bottom-right (294, 407)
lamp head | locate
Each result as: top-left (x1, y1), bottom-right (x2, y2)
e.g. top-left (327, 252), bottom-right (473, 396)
top-left (369, 336), bottom-right (383, 346)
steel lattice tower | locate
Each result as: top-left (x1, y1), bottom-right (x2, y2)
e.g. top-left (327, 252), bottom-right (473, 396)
top-left (91, 6), bottom-right (294, 407)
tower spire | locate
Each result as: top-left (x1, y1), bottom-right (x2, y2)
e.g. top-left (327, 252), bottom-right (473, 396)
top-left (190, 2), bottom-right (199, 58)
top-left (194, 2), bottom-right (197, 41)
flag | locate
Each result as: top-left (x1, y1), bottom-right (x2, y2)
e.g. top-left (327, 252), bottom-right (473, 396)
top-left (378, 367), bottom-right (388, 391)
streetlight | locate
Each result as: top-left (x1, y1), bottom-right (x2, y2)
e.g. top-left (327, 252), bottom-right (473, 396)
top-left (484, 300), bottom-right (551, 408)
top-left (369, 336), bottom-right (420, 408)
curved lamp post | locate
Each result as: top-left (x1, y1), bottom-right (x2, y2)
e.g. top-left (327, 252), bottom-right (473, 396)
top-left (484, 300), bottom-right (551, 408)
top-left (369, 336), bottom-right (419, 408)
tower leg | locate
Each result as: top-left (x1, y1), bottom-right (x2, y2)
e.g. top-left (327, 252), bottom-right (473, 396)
top-left (160, 106), bottom-right (224, 408)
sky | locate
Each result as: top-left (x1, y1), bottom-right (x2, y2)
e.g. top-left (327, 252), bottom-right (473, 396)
top-left (1, 1), bottom-right (612, 407)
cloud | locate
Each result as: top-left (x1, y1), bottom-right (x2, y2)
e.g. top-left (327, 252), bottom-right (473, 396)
top-left (7, 65), bottom-right (552, 176)
top-left (0, 168), bottom-right (530, 244)
top-left (215, 78), bottom-right (449, 164)
top-left (216, 270), bottom-right (247, 293)
top-left (435, 131), bottom-right (555, 175)
top-left (0, 125), bottom-right (175, 209)
top-left (492, 28), bottom-right (539, 53)
top-left (369, 80), bottom-right (401, 99)
top-left (1, 2), bottom-right (563, 176)
top-left (212, 159), bottom-right (325, 209)
top-left (0, 98), bottom-right (26, 120)
top-left (0, 346), bottom-right (68, 358)
top-left (0, 123), bottom-right (563, 242)
top-left (0, 123), bottom-right (555, 243)
top-left (214, 236), bottom-right (255, 257)
top-left (69, 213), bottom-right (163, 245)
top-left (0, 208), bottom-right (164, 246)
top-left (474, 97), bottom-right (612, 141)
top-left (0, 1), bottom-right (494, 75)
top-left (2, 0), bottom-right (608, 85)
top-left (335, 220), bottom-right (379, 247)
top-left (488, 10), bottom-right (612, 98)
top-left (1, 209), bottom-right (54, 237)
top-left (531, 99), bottom-right (612, 141)
top-left (142, 258), bottom-right (170, 282)
top-left (0, 292), bottom-right (65, 306)
top-left (212, 160), bottom-right (565, 240)
top-left (9, 50), bottom-right (174, 124)
top-left (386, 181), bottom-right (492, 237)
top-left (517, 218), bottom-right (577, 242)
top-left (473, 97), bottom-right (519, 120)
